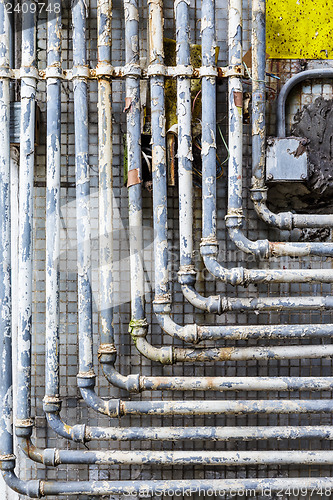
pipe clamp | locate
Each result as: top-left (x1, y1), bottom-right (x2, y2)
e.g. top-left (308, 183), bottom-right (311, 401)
top-left (147, 64), bottom-right (166, 76)
top-left (200, 66), bottom-right (218, 78)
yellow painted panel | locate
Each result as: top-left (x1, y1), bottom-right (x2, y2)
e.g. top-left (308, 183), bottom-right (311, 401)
top-left (266, 0), bottom-right (333, 59)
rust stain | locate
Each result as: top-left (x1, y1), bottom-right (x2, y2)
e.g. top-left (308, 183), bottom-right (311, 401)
top-left (127, 168), bottom-right (142, 187)
top-left (233, 91), bottom-right (243, 108)
top-left (124, 97), bottom-right (133, 112)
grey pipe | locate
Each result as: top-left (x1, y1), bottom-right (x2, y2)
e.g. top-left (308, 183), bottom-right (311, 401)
top-left (16, 0), bottom-right (37, 428)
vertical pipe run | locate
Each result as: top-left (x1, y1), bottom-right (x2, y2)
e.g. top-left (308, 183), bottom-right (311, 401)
top-left (45, 0), bottom-right (62, 402)
top-left (201, 0), bottom-right (216, 241)
top-left (149, 0), bottom-right (169, 300)
top-left (176, 0), bottom-right (193, 269)
top-left (17, 0), bottom-right (37, 424)
top-left (251, 0), bottom-right (266, 189)
top-left (98, 0), bottom-right (113, 348)
top-left (73, 0), bottom-right (94, 377)
top-left (125, 0), bottom-right (146, 328)
top-left (0, 0), bottom-right (13, 459)
top-left (227, 0), bottom-right (243, 215)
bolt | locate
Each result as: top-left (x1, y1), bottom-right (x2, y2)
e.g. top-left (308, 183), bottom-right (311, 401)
top-left (301, 173), bottom-right (306, 180)
top-left (267, 173), bottom-right (274, 181)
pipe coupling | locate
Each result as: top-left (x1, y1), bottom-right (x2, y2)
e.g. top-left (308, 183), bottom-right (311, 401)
top-left (98, 343), bottom-right (117, 365)
top-left (250, 188), bottom-right (268, 202)
top-left (200, 237), bottom-right (219, 256)
top-left (179, 324), bottom-right (199, 343)
top-left (71, 424), bottom-right (87, 443)
top-left (15, 419), bottom-right (34, 438)
top-left (0, 455), bottom-right (16, 471)
top-left (43, 448), bottom-right (59, 467)
top-left (153, 301), bottom-right (172, 314)
top-left (225, 213), bottom-right (244, 228)
top-left (43, 396), bottom-right (62, 414)
top-left (129, 318), bottom-right (149, 336)
top-left (77, 371), bottom-right (96, 388)
top-left (206, 295), bottom-right (223, 315)
top-left (178, 265), bottom-right (196, 285)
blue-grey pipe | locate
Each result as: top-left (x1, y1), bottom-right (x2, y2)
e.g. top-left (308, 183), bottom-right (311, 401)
top-left (45, 0), bottom-right (62, 406)
top-left (17, 0), bottom-right (37, 425)
top-left (0, 0), bottom-right (13, 461)
top-left (97, 0), bottom-right (114, 348)
top-left (3, 473), bottom-right (333, 497)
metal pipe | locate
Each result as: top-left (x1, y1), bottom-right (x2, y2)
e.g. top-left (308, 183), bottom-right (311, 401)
top-left (16, 0), bottom-right (37, 427)
top-left (44, 0), bottom-right (62, 411)
top-left (0, 0), bottom-right (13, 463)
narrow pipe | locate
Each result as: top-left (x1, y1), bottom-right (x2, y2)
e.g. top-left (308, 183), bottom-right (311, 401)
top-left (16, 0), bottom-right (37, 426)
top-left (3, 472), bottom-right (333, 498)
top-left (16, 446), bottom-right (333, 467)
top-left (0, 0), bottom-right (13, 462)
top-left (45, 0), bottom-right (62, 408)
top-left (97, 0), bottom-right (114, 349)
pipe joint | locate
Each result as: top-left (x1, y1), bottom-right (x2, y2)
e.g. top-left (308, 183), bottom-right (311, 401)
top-left (179, 324), bottom-right (199, 343)
top-left (15, 419), bottom-right (34, 438)
top-left (229, 267), bottom-right (248, 287)
top-left (129, 319), bottom-right (149, 337)
top-left (0, 455), bottom-right (16, 471)
top-left (225, 213), bottom-right (244, 228)
top-left (250, 188), bottom-right (268, 202)
top-left (45, 66), bottom-right (64, 79)
top-left (77, 372), bottom-right (96, 388)
top-left (200, 238), bottom-right (219, 256)
top-left (178, 266), bottom-right (196, 286)
top-left (43, 396), bottom-right (62, 414)
top-left (206, 295), bottom-right (223, 315)
top-left (125, 374), bottom-right (142, 393)
top-left (43, 448), bottom-right (58, 467)
top-left (106, 399), bottom-right (122, 418)
top-left (0, 66), bottom-right (12, 78)
top-left (70, 424), bottom-right (87, 443)
top-left (172, 65), bottom-right (194, 78)
top-left (153, 302), bottom-right (172, 314)
top-left (98, 343), bottom-right (117, 365)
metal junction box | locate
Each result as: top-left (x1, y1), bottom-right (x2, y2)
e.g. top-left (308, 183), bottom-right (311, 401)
top-left (266, 137), bottom-right (308, 183)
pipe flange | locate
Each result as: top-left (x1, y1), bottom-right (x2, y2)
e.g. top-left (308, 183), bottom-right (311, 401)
top-left (123, 63), bottom-right (142, 77)
top-left (45, 66), bottom-right (64, 79)
top-left (20, 66), bottom-right (40, 80)
top-left (95, 62), bottom-right (114, 77)
top-left (147, 64), bottom-right (166, 77)
top-left (71, 65), bottom-right (90, 79)
top-left (129, 319), bottom-right (149, 337)
top-left (199, 66), bottom-right (218, 78)
top-left (0, 455), bottom-right (16, 471)
top-left (200, 237), bottom-right (219, 256)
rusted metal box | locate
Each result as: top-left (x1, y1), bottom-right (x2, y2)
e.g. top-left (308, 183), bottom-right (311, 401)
top-left (266, 137), bottom-right (308, 183)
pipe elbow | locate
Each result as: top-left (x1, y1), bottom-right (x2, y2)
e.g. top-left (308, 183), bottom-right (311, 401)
top-left (1, 471), bottom-right (41, 498)
top-left (134, 337), bottom-right (174, 365)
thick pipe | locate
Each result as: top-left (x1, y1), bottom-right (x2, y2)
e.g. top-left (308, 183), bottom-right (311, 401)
top-left (16, 0), bottom-right (37, 426)
top-left (0, 0), bottom-right (13, 462)
top-left (45, 0), bottom-right (62, 408)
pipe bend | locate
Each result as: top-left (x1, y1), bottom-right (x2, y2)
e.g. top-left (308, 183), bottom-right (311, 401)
top-left (153, 306), bottom-right (199, 343)
top-left (1, 471), bottom-right (41, 498)
top-left (133, 335), bottom-right (174, 365)
top-left (181, 283), bottom-right (222, 314)
top-left (100, 362), bottom-right (142, 393)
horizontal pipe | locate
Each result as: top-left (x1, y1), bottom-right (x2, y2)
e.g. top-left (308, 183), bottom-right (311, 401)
top-left (4, 471), bottom-right (333, 497)
top-left (17, 442), bottom-right (333, 466)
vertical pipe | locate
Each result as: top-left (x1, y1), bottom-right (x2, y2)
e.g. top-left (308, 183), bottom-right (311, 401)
top-left (227, 0), bottom-right (243, 215)
top-left (201, 0), bottom-right (216, 240)
top-left (45, 0), bottom-right (62, 404)
top-left (125, 0), bottom-right (146, 332)
top-left (0, 0), bottom-right (13, 459)
top-left (176, 0), bottom-right (193, 269)
top-left (149, 0), bottom-right (169, 300)
top-left (72, 0), bottom-right (94, 377)
top-left (97, 0), bottom-right (114, 348)
top-left (17, 0), bottom-right (37, 424)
